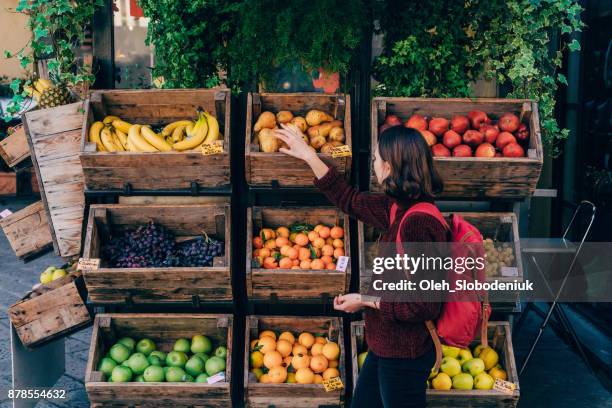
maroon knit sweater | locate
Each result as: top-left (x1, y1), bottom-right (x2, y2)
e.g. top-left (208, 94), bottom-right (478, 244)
top-left (314, 166), bottom-right (447, 358)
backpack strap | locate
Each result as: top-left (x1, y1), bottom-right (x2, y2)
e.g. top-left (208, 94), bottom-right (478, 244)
top-left (426, 320), bottom-right (443, 373)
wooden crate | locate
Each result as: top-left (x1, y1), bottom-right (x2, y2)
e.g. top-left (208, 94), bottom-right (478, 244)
top-left (82, 203), bottom-right (232, 304)
top-left (370, 98), bottom-right (543, 198)
top-left (0, 125), bottom-right (30, 168)
top-left (357, 212), bottom-right (523, 294)
top-left (8, 271), bottom-right (91, 347)
top-left (86, 313), bottom-right (233, 407)
top-left (79, 89), bottom-right (231, 191)
top-left (350, 320), bottom-right (520, 407)
top-left (245, 93), bottom-right (352, 187)
top-left (0, 171), bottom-right (16, 195)
top-left (246, 207), bottom-right (351, 301)
top-left (244, 315), bottom-right (346, 408)
top-left (0, 201), bottom-right (53, 259)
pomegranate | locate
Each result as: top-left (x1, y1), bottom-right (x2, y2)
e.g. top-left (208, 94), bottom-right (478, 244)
top-left (384, 114), bottom-right (402, 126)
top-left (515, 123), bottom-right (529, 141)
top-left (496, 132), bottom-right (516, 149)
top-left (498, 113), bottom-right (520, 133)
top-left (452, 144), bottom-right (472, 157)
top-left (481, 124), bottom-right (500, 144)
top-left (431, 143), bottom-right (451, 157)
top-left (450, 115), bottom-right (470, 134)
top-left (428, 117), bottom-right (450, 137)
top-left (462, 130), bottom-right (485, 148)
top-left (475, 143), bottom-right (496, 158)
top-left (419, 130), bottom-right (437, 147)
top-left (405, 114), bottom-right (427, 131)
top-left (503, 142), bottom-right (525, 157)
top-left (442, 130), bottom-right (462, 149)
top-left (467, 110), bottom-right (489, 129)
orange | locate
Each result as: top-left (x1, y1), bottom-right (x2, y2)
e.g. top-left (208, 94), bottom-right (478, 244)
top-left (257, 336), bottom-right (276, 354)
top-left (322, 245), bottom-right (334, 257)
top-left (280, 244), bottom-right (292, 256)
top-left (298, 332), bottom-right (315, 349)
top-left (279, 257), bottom-right (293, 269)
top-left (295, 233), bottom-right (309, 246)
top-left (268, 366), bottom-right (287, 383)
top-left (275, 236), bottom-right (289, 248)
top-left (295, 367), bottom-right (315, 384)
top-left (321, 255), bottom-right (333, 265)
top-left (260, 330), bottom-right (277, 340)
top-left (308, 231), bottom-right (319, 242)
top-left (332, 239), bottom-right (344, 248)
top-left (293, 344), bottom-right (307, 356)
top-left (326, 263), bottom-right (336, 270)
top-left (291, 353), bottom-right (310, 370)
top-left (333, 248), bottom-right (345, 258)
top-left (264, 239), bottom-right (277, 249)
top-left (259, 373), bottom-right (271, 383)
top-left (314, 224), bottom-right (324, 233)
top-left (253, 236), bottom-right (263, 249)
top-left (253, 248), bottom-right (261, 258)
top-left (299, 259), bottom-right (311, 269)
top-left (322, 342), bottom-right (340, 360)
top-left (261, 228), bottom-right (276, 240)
top-left (279, 331), bottom-right (295, 344)
top-left (264, 350), bottom-right (283, 369)
top-left (311, 343), bottom-right (323, 356)
top-left (314, 374), bottom-right (323, 384)
top-left (250, 351), bottom-right (264, 368)
top-left (298, 247), bottom-right (311, 261)
top-left (330, 226), bottom-right (344, 239)
top-left (323, 367), bottom-right (340, 380)
top-left (259, 248), bottom-right (271, 258)
top-left (310, 355), bottom-right (329, 373)
top-left (328, 359), bottom-right (338, 368)
top-left (318, 226), bottom-right (331, 238)
top-left (313, 237), bottom-right (326, 249)
top-left (310, 259), bottom-right (325, 270)
top-left (286, 247), bottom-right (298, 260)
top-left (276, 226), bottom-right (290, 238)
top-left (283, 355), bottom-right (293, 368)
top-left (276, 339), bottom-right (293, 357)
top-left (289, 232), bottom-right (298, 243)
top-left (291, 265), bottom-right (301, 269)
top-left (263, 257), bottom-right (278, 269)
top-left (315, 337), bottom-right (327, 345)
top-left (326, 237), bottom-right (334, 246)
top-left (292, 259), bottom-right (299, 266)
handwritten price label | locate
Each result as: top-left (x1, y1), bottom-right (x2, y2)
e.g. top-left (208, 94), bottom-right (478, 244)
top-left (201, 142), bottom-right (224, 156)
top-left (330, 144), bottom-right (352, 158)
top-left (207, 371), bottom-right (225, 384)
top-left (501, 266), bottom-right (519, 277)
top-left (322, 376), bottom-right (344, 392)
top-left (77, 258), bottom-right (100, 271)
top-left (0, 209), bottom-right (13, 219)
top-left (493, 378), bottom-right (517, 395)
top-left (335, 256), bottom-right (350, 272)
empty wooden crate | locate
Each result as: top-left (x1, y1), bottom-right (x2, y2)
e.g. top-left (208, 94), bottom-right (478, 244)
top-left (0, 201), bottom-right (53, 259)
top-left (82, 204), bottom-right (232, 304)
top-left (80, 89), bottom-right (231, 192)
top-left (246, 207), bottom-right (351, 301)
top-left (86, 313), bottom-right (233, 407)
top-left (245, 93), bottom-right (352, 187)
top-left (371, 98), bottom-right (543, 198)
top-left (244, 315), bottom-right (346, 407)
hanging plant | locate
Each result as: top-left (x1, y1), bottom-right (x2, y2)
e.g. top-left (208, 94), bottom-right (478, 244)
top-left (3, 0), bottom-right (103, 120)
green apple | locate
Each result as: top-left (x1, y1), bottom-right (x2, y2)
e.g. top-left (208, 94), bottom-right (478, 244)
top-left (205, 356), bottom-right (226, 376)
top-left (117, 337), bottom-right (136, 352)
top-left (431, 372), bottom-right (452, 390)
top-left (182, 374), bottom-right (195, 382)
top-left (135, 374), bottom-right (146, 382)
top-left (109, 343), bottom-right (131, 363)
top-left (195, 373), bottom-right (209, 383)
top-left (149, 350), bottom-right (167, 362)
top-left (462, 358), bottom-right (485, 377)
top-left (40, 267), bottom-right (55, 284)
top-left (51, 268), bottom-right (67, 281)
top-left (165, 366), bottom-right (186, 382)
top-left (127, 352), bottom-right (150, 375)
top-left (457, 348), bottom-right (473, 365)
top-left (121, 360), bottom-right (130, 368)
top-left (111, 365), bottom-right (133, 383)
top-left (473, 344), bottom-right (486, 358)
top-left (185, 356), bottom-right (205, 376)
top-left (98, 357), bottom-right (117, 378)
top-left (194, 353), bottom-right (210, 364)
top-left (173, 338), bottom-right (191, 354)
top-left (441, 345), bottom-right (461, 359)
top-left (474, 372), bottom-right (494, 390)
top-left (148, 355), bottom-right (163, 366)
top-left (136, 338), bottom-right (156, 355)
top-left (143, 365), bottom-right (165, 382)
top-left (214, 346), bottom-right (227, 359)
top-left (191, 335), bottom-right (212, 354)
top-left (358, 351), bottom-right (368, 370)
top-left (452, 373), bottom-right (474, 390)
top-left (166, 351), bottom-right (188, 367)
top-left (440, 357), bottom-right (461, 377)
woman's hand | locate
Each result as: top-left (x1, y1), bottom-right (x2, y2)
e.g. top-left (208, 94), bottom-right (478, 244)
top-left (275, 123), bottom-right (330, 179)
top-left (334, 293), bottom-right (365, 313)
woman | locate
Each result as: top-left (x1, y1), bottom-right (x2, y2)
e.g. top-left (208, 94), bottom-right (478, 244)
top-left (275, 124), bottom-right (448, 408)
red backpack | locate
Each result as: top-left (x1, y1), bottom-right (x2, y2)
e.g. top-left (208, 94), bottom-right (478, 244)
top-left (390, 202), bottom-right (491, 371)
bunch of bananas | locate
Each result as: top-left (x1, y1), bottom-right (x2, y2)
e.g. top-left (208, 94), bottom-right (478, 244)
top-left (88, 110), bottom-right (220, 153)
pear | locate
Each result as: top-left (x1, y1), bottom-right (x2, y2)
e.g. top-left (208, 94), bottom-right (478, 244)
top-left (254, 111), bottom-right (276, 132)
top-left (276, 111), bottom-right (293, 124)
top-left (258, 128), bottom-right (280, 153)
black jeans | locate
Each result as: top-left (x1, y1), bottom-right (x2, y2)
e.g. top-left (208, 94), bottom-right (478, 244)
top-left (351, 348), bottom-right (435, 408)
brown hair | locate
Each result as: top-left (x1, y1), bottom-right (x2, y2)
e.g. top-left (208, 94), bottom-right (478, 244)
top-left (378, 126), bottom-right (443, 204)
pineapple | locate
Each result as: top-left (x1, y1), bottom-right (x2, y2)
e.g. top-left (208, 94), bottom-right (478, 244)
top-left (33, 78), bottom-right (72, 109)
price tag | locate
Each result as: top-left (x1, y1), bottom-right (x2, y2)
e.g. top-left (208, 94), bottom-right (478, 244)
top-left (77, 258), bottom-right (100, 271)
top-left (201, 141), bottom-right (224, 156)
top-left (335, 256), bottom-right (350, 272)
top-left (330, 144), bottom-right (352, 158)
top-left (501, 215), bottom-right (513, 224)
top-left (501, 266), bottom-right (519, 277)
top-left (207, 371), bottom-right (225, 384)
top-left (0, 209), bottom-right (13, 218)
top-left (493, 378), bottom-right (517, 395)
top-left (322, 376), bottom-right (344, 392)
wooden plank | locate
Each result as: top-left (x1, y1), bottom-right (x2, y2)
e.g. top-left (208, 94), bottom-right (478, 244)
top-left (118, 196), bottom-right (230, 205)
top-left (0, 171), bottom-right (17, 195)
top-left (0, 126), bottom-right (30, 167)
top-left (24, 102), bottom-right (86, 257)
top-left (0, 201), bottom-right (53, 258)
